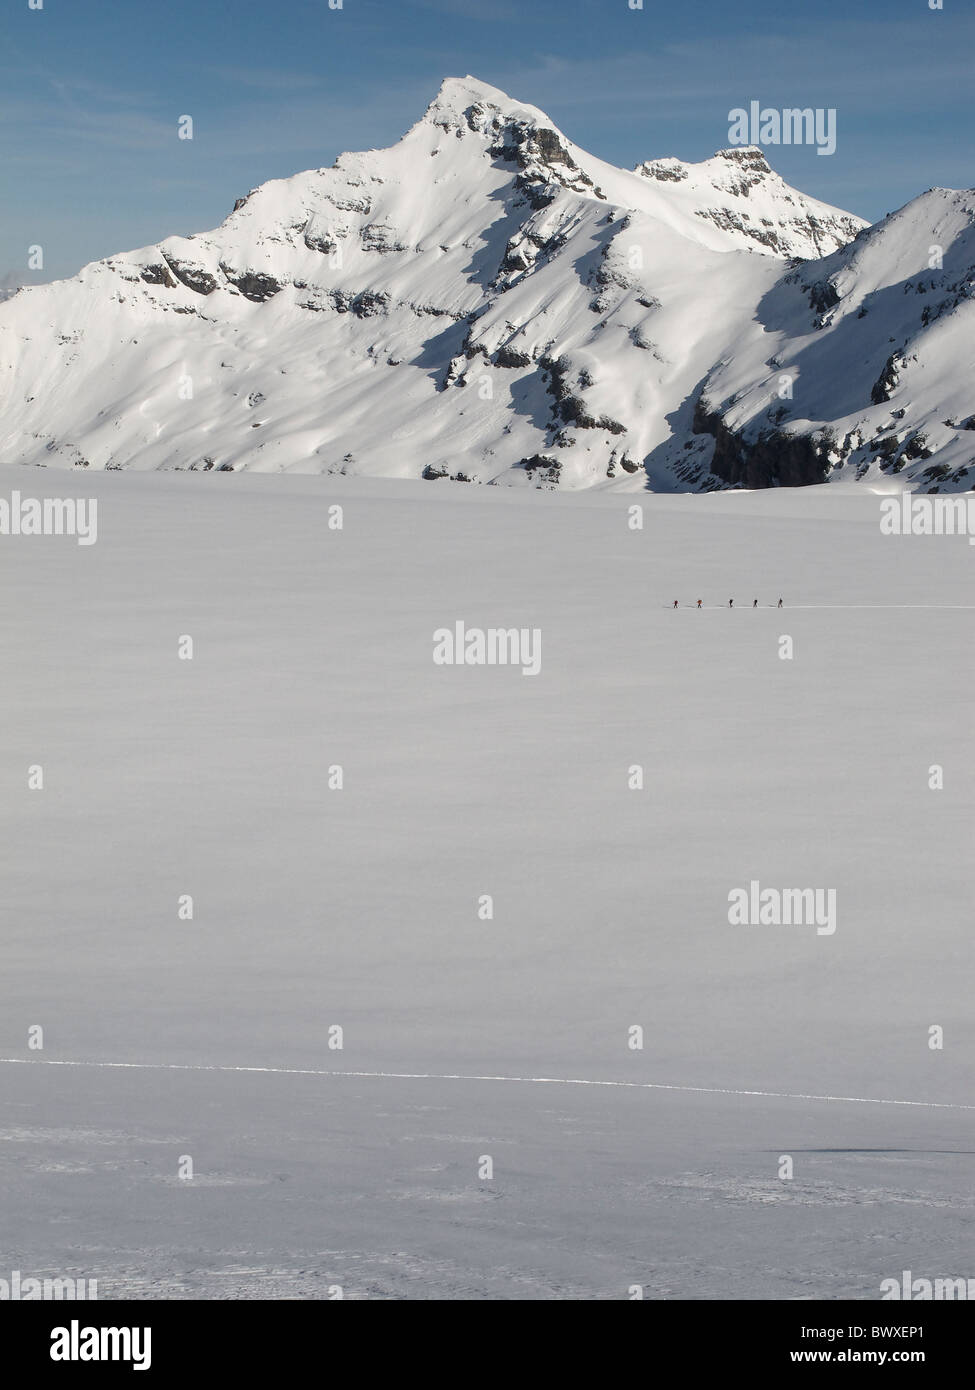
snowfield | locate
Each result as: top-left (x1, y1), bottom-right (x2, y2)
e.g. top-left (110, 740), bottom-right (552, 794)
top-left (1, 467), bottom-right (972, 1299)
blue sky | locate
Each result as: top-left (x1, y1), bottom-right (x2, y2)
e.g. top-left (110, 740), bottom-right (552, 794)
top-left (2, 0), bottom-right (972, 283)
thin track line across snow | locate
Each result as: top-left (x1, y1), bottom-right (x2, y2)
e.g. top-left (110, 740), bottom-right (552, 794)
top-left (663, 605), bottom-right (975, 610)
top-left (1, 1057), bottom-right (972, 1111)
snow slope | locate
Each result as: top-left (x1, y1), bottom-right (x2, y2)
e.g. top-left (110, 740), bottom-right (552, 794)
top-left (686, 188), bottom-right (975, 491)
top-left (1, 467), bottom-right (973, 1297)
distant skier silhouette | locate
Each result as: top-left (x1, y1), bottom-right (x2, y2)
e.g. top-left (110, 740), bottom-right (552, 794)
top-left (753, 599), bottom-right (758, 608)
top-left (777, 598), bottom-right (783, 608)
top-left (673, 600), bottom-right (679, 608)
top-left (729, 599), bottom-right (734, 608)
top-left (697, 599), bottom-right (702, 608)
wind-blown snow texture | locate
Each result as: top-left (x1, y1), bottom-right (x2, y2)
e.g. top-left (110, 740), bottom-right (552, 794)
top-left (3, 76), bottom-right (972, 492)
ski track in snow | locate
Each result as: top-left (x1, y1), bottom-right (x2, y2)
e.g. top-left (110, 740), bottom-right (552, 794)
top-left (2, 1058), bottom-right (972, 1112)
top-left (664, 604), bottom-right (975, 609)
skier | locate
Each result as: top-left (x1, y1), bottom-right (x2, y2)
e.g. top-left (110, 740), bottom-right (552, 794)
top-left (753, 599), bottom-right (758, 608)
top-left (777, 598), bottom-right (783, 608)
top-left (697, 599), bottom-right (702, 609)
top-left (729, 599), bottom-right (734, 608)
top-left (673, 600), bottom-right (679, 608)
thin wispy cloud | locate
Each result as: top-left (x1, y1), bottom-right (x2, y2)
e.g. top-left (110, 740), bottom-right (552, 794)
top-left (411, 0), bottom-right (524, 22)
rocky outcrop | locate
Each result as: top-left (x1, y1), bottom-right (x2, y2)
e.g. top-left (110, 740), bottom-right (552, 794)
top-left (160, 254), bottom-right (218, 295)
top-left (219, 267), bottom-right (283, 302)
top-left (870, 353), bottom-right (903, 405)
top-left (542, 356), bottom-right (626, 435)
top-left (140, 263), bottom-right (177, 288)
top-left (692, 396), bottom-right (832, 488)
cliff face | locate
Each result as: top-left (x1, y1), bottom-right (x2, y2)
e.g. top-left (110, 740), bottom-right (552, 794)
top-left (691, 399), bottom-right (831, 489)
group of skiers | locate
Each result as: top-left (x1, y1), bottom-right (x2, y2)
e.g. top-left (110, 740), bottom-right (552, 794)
top-left (673, 599), bottom-right (784, 608)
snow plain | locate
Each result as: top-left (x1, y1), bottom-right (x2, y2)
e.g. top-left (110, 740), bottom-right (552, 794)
top-left (1, 466), bottom-right (972, 1299)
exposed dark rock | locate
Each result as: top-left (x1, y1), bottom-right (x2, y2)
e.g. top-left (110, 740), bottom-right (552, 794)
top-left (518, 454), bottom-right (562, 484)
top-left (220, 266), bottom-right (283, 302)
top-left (587, 249), bottom-right (633, 312)
top-left (490, 121), bottom-right (604, 202)
top-left (628, 327), bottom-right (656, 351)
top-left (696, 207), bottom-right (782, 252)
top-left (304, 227), bottom-right (338, 254)
top-left (557, 395), bottom-right (626, 434)
top-left (160, 254), bottom-right (218, 296)
top-left (692, 394), bottom-right (831, 487)
top-left (323, 193), bottom-right (372, 215)
top-left (514, 178), bottom-right (558, 210)
top-left (361, 223), bottom-right (408, 253)
top-left (500, 243), bottom-right (533, 274)
top-left (870, 353), bottom-right (902, 404)
top-left (901, 431), bottom-right (933, 461)
top-left (495, 345), bottom-right (532, 368)
top-left (350, 290), bottom-right (390, 318)
top-left (873, 434), bottom-right (901, 462)
top-left (637, 160), bottom-right (688, 183)
top-left (804, 277), bottom-right (841, 315)
top-left (540, 354), bottom-right (625, 434)
top-left (140, 263), bottom-right (177, 288)
top-left (921, 462), bottom-right (952, 488)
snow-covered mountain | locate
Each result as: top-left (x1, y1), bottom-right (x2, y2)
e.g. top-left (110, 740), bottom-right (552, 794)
top-left (1, 76), bottom-right (972, 490)
top-left (686, 188), bottom-right (975, 490)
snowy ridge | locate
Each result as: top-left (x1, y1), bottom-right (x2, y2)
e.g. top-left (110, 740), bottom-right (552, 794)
top-left (687, 188), bottom-right (975, 490)
top-left (0, 76), bottom-right (971, 490)
top-left (634, 145), bottom-right (863, 261)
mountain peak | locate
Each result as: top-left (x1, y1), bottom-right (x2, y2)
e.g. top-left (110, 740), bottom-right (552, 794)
top-left (636, 146), bottom-right (773, 180)
top-left (422, 74), bottom-right (553, 133)
top-left (9, 76), bottom-right (959, 493)
top-left (634, 142), bottom-right (865, 260)
top-left (433, 75), bottom-right (515, 108)
top-left (714, 144), bottom-right (772, 167)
